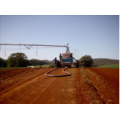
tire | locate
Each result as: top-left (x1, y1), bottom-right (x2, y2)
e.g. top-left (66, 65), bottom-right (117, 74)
top-left (76, 61), bottom-right (79, 68)
top-left (56, 60), bottom-right (61, 68)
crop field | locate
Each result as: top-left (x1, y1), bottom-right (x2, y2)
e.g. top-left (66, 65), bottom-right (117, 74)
top-left (97, 64), bottom-right (119, 68)
top-left (0, 67), bottom-right (119, 104)
top-left (34, 64), bottom-right (53, 68)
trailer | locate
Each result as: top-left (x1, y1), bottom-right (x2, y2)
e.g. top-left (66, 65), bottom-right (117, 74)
top-left (60, 53), bottom-right (73, 67)
top-left (56, 53), bottom-right (79, 68)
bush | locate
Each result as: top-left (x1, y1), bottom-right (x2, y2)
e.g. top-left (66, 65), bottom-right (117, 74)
top-left (7, 53), bottom-right (28, 67)
top-left (49, 65), bottom-right (54, 68)
top-left (79, 55), bottom-right (93, 67)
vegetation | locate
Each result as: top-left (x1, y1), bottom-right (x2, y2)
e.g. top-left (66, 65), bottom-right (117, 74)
top-left (29, 59), bottom-right (53, 66)
top-left (7, 53), bottom-right (29, 67)
top-left (49, 65), bottom-right (54, 68)
top-left (93, 58), bottom-right (119, 66)
top-left (97, 64), bottom-right (119, 68)
top-left (34, 64), bottom-right (54, 68)
top-left (0, 52), bottom-right (54, 68)
top-left (0, 58), bottom-right (7, 67)
top-left (79, 55), bottom-right (93, 67)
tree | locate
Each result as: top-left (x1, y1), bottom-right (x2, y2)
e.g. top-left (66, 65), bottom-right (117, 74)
top-left (0, 58), bottom-right (7, 67)
top-left (28, 59), bottom-right (51, 66)
top-left (7, 53), bottom-right (28, 67)
top-left (79, 55), bottom-right (93, 67)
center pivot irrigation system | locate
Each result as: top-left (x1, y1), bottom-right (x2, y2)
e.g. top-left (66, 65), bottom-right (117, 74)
top-left (0, 43), bottom-right (79, 68)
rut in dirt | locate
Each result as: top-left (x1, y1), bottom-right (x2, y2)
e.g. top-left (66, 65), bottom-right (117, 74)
top-left (76, 68), bottom-right (105, 104)
top-left (0, 68), bottom-right (53, 92)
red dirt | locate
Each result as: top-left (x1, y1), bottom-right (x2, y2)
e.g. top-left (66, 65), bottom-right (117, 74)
top-left (0, 67), bottom-right (119, 104)
top-left (0, 68), bottom-right (30, 80)
top-left (84, 68), bottom-right (119, 104)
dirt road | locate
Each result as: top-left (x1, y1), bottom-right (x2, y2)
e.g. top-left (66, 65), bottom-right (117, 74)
top-left (0, 68), bottom-right (119, 104)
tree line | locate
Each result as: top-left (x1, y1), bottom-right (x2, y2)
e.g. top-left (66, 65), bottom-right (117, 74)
top-left (0, 53), bottom-right (53, 67)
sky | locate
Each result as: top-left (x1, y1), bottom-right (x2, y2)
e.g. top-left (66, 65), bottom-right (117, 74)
top-left (0, 15), bottom-right (119, 60)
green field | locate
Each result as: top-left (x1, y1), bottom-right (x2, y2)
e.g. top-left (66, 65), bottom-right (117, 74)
top-left (34, 64), bottom-right (54, 68)
top-left (0, 64), bottom-right (53, 69)
top-left (97, 64), bottom-right (119, 68)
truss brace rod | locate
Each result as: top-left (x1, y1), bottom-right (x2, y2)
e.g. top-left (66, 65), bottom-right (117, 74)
top-left (0, 45), bottom-right (2, 49)
top-left (0, 43), bottom-right (68, 48)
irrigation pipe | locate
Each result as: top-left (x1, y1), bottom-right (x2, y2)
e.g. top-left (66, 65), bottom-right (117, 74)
top-left (45, 68), bottom-right (71, 77)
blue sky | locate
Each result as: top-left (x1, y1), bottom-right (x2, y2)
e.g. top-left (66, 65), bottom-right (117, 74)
top-left (0, 15), bottom-right (119, 60)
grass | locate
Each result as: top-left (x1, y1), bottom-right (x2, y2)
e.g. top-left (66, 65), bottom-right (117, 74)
top-left (68, 68), bottom-right (76, 73)
top-left (97, 64), bottom-right (119, 68)
top-left (34, 64), bottom-right (53, 68)
top-left (0, 64), bottom-right (53, 69)
top-left (0, 67), bottom-right (27, 70)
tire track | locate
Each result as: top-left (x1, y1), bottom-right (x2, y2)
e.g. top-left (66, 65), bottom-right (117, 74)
top-left (76, 68), bottom-right (105, 104)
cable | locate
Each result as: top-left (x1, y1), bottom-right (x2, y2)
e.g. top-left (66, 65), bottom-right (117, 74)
top-left (36, 44), bottom-right (38, 56)
top-left (4, 44), bottom-right (6, 57)
top-left (0, 45), bottom-right (2, 49)
top-left (19, 45), bottom-right (21, 53)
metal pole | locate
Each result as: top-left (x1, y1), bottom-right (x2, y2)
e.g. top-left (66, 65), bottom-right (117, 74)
top-left (0, 43), bottom-right (68, 48)
top-left (0, 43), bottom-right (70, 53)
top-left (19, 44), bottom-right (21, 53)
